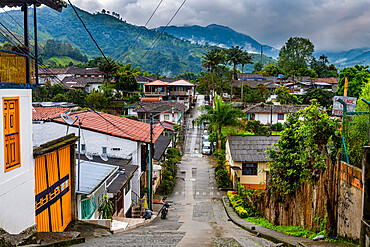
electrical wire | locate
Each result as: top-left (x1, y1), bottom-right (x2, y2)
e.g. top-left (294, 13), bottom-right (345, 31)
top-left (138, 0), bottom-right (187, 62)
top-left (120, 0), bottom-right (164, 63)
top-left (66, 0), bottom-right (111, 65)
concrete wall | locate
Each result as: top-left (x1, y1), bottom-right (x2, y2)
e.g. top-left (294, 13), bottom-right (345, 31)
top-left (159, 112), bottom-right (182, 124)
top-left (251, 113), bottom-right (286, 125)
top-left (0, 89), bottom-right (35, 234)
top-left (338, 161), bottom-right (363, 240)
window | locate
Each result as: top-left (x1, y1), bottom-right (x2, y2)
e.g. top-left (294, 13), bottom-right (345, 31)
top-left (102, 147), bottom-right (107, 154)
top-left (4, 98), bottom-right (21, 172)
top-left (164, 114), bottom-right (169, 120)
top-left (242, 163), bottom-right (257, 175)
top-left (277, 113), bottom-right (284, 120)
top-left (111, 148), bottom-right (121, 151)
top-left (81, 144), bottom-right (86, 151)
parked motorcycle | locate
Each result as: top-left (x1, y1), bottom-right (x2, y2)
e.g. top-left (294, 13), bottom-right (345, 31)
top-left (161, 202), bottom-right (170, 219)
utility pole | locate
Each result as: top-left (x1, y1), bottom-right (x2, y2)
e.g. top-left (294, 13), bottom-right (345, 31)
top-left (261, 45), bottom-right (263, 67)
top-left (34, 4), bottom-right (39, 84)
top-left (148, 113), bottom-right (153, 210)
top-left (23, 3), bottom-right (30, 84)
top-left (270, 104), bottom-right (272, 136)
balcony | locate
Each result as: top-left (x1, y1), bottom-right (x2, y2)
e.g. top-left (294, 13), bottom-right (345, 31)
top-left (144, 92), bottom-right (168, 97)
top-left (169, 91), bottom-right (189, 96)
top-left (0, 50), bottom-right (36, 89)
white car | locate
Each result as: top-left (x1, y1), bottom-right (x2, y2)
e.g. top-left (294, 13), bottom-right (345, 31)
top-left (202, 142), bottom-right (212, 155)
top-left (203, 134), bottom-right (209, 141)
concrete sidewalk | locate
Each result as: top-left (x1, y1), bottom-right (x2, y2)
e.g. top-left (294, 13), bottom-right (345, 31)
top-left (221, 196), bottom-right (354, 247)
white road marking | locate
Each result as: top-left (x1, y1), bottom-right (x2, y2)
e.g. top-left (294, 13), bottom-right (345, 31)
top-left (175, 192), bottom-right (179, 195)
top-left (196, 191), bottom-right (199, 195)
top-left (210, 192), bottom-right (213, 196)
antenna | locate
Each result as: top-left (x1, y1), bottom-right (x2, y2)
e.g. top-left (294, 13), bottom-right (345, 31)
top-left (85, 152), bottom-right (93, 160)
top-left (100, 153), bottom-right (108, 162)
top-left (60, 113), bottom-right (75, 125)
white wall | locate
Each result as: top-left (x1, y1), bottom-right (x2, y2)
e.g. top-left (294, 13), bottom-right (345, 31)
top-left (124, 180), bottom-right (132, 215)
top-left (33, 122), bottom-right (139, 164)
top-left (0, 89), bottom-right (35, 234)
top-left (159, 112), bottom-right (182, 124)
top-left (252, 113), bottom-right (286, 125)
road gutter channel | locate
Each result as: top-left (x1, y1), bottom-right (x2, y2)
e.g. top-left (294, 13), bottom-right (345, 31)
top-left (221, 196), bottom-right (302, 247)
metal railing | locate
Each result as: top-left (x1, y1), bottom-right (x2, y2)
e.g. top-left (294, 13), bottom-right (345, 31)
top-left (144, 92), bottom-right (168, 96)
top-left (0, 50), bottom-right (36, 84)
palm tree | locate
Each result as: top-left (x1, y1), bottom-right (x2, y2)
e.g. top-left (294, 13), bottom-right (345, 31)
top-left (201, 48), bottom-right (223, 95)
top-left (197, 94), bottom-right (244, 148)
top-left (239, 51), bottom-right (254, 101)
top-left (98, 57), bottom-right (119, 83)
top-left (226, 46), bottom-right (243, 99)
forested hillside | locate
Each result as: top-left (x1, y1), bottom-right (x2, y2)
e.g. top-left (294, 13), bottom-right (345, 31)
top-left (0, 5), bottom-right (274, 75)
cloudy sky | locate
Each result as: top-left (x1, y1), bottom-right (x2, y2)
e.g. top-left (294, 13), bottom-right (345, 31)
top-left (71, 0), bottom-right (370, 51)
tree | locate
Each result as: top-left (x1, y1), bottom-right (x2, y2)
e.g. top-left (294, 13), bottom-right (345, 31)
top-left (51, 93), bottom-right (67, 102)
top-left (201, 48), bottom-right (224, 94)
top-left (278, 37), bottom-right (314, 76)
top-left (275, 86), bottom-right (293, 104)
top-left (302, 87), bottom-right (334, 108)
top-left (310, 56), bottom-right (338, 78)
top-left (98, 57), bottom-right (119, 83)
top-left (256, 83), bottom-right (270, 102)
top-left (253, 62), bottom-right (263, 72)
top-left (226, 46), bottom-right (243, 98)
top-left (197, 94), bottom-right (244, 148)
top-left (86, 92), bottom-right (108, 110)
top-left (263, 63), bottom-right (281, 76)
top-left (114, 63), bottom-right (139, 93)
top-left (336, 65), bottom-right (370, 98)
top-left (239, 51), bottom-right (254, 100)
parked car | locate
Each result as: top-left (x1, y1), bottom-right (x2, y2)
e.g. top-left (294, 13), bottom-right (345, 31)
top-left (203, 134), bottom-right (209, 142)
top-left (202, 142), bottom-right (212, 155)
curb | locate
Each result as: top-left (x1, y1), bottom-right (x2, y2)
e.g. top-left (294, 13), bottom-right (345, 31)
top-left (221, 196), bottom-right (302, 247)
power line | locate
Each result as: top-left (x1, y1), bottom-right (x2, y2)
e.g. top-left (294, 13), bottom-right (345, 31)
top-left (138, 0), bottom-right (187, 63)
top-left (67, 0), bottom-right (111, 65)
top-left (120, 0), bottom-right (164, 63)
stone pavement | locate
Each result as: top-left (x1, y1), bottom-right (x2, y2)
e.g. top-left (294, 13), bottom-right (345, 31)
top-left (221, 196), bottom-right (355, 247)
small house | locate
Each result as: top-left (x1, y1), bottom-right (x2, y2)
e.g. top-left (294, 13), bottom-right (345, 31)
top-left (226, 135), bottom-right (280, 190)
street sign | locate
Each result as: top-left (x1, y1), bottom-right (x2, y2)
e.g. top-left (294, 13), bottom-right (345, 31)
top-left (332, 96), bottom-right (357, 116)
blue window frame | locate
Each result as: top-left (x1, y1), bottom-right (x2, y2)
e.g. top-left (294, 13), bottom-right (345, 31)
top-left (102, 147), bottom-right (107, 154)
top-left (81, 144), bottom-right (86, 151)
top-left (278, 113), bottom-right (284, 120)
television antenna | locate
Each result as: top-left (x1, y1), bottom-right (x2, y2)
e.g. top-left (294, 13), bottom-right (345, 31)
top-left (100, 153), bottom-right (108, 162)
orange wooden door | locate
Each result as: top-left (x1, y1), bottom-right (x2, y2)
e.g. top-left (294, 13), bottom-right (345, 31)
top-left (35, 146), bottom-right (72, 232)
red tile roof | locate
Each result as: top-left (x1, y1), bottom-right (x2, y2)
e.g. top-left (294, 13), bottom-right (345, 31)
top-left (144, 80), bottom-right (169, 86)
top-left (33, 107), bottom-right (70, 121)
top-left (52, 110), bottom-right (164, 143)
top-left (169, 80), bottom-right (195, 87)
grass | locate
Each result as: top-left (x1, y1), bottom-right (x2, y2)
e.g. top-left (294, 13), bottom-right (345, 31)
top-left (245, 217), bottom-right (316, 238)
top-left (221, 126), bottom-right (281, 136)
top-left (45, 56), bottom-right (82, 67)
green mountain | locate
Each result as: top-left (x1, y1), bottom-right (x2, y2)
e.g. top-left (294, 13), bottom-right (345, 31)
top-left (316, 48), bottom-right (370, 69)
top-left (156, 24), bottom-right (280, 59)
top-left (0, 6), bottom-right (275, 76)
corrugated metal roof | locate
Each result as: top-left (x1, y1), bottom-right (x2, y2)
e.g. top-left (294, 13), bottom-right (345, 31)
top-left (228, 135), bottom-right (280, 162)
top-left (76, 160), bottom-right (118, 195)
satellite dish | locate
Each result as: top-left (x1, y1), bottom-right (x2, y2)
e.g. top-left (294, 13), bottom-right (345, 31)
top-left (100, 153), bottom-right (108, 162)
top-left (85, 152), bottom-right (93, 160)
top-left (61, 113), bottom-right (75, 125)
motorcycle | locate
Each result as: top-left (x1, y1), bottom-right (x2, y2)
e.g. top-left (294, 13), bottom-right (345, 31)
top-left (160, 202), bottom-right (170, 219)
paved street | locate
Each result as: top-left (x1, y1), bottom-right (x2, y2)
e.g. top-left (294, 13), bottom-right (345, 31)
top-left (78, 95), bottom-right (275, 247)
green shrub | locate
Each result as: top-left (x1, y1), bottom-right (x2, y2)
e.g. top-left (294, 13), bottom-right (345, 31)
top-left (235, 206), bottom-right (249, 218)
top-left (215, 168), bottom-right (230, 187)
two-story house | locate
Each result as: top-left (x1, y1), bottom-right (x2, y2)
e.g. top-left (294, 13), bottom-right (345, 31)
top-left (143, 79), bottom-right (195, 106)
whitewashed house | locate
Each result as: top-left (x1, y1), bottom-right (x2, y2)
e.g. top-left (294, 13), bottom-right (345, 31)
top-left (32, 109), bottom-right (164, 206)
top-left (243, 103), bottom-right (308, 125)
